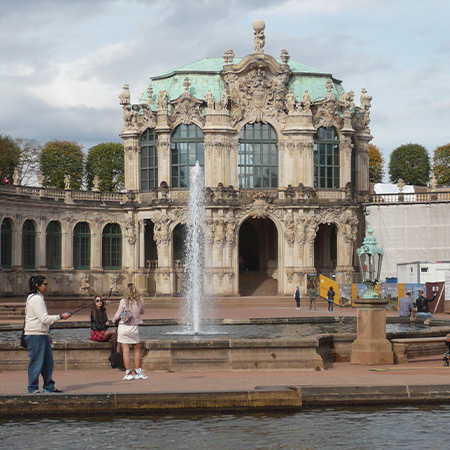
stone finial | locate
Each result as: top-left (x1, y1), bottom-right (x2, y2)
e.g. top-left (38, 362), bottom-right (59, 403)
top-left (280, 49), bottom-right (290, 65)
top-left (119, 84), bottom-right (130, 105)
top-left (222, 49), bottom-right (235, 65)
top-left (253, 19), bottom-right (265, 53)
top-left (92, 175), bottom-right (100, 192)
top-left (397, 178), bottom-right (405, 193)
top-left (146, 86), bottom-right (154, 105)
top-left (13, 168), bottom-right (20, 186)
top-left (64, 174), bottom-right (71, 190)
top-left (360, 88), bottom-right (372, 109)
top-left (325, 78), bottom-right (334, 96)
top-left (37, 172), bottom-right (45, 187)
top-left (183, 77), bottom-right (191, 92)
top-left (430, 174), bottom-right (437, 191)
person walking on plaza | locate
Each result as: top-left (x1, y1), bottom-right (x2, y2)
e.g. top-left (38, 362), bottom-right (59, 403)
top-left (294, 286), bottom-right (301, 310)
top-left (24, 275), bottom-right (71, 394)
top-left (327, 286), bottom-right (335, 312)
top-left (398, 291), bottom-right (414, 317)
top-left (90, 295), bottom-right (116, 343)
top-left (112, 283), bottom-right (148, 381)
top-left (415, 289), bottom-right (435, 319)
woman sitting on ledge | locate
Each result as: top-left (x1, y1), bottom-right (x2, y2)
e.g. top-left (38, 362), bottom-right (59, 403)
top-left (90, 296), bottom-right (116, 342)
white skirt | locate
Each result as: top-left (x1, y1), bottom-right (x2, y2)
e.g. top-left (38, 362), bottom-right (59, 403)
top-left (117, 324), bottom-right (140, 344)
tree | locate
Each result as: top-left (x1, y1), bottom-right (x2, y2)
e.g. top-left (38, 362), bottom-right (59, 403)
top-left (0, 134), bottom-right (21, 182)
top-left (15, 138), bottom-right (41, 186)
top-left (40, 140), bottom-right (84, 190)
top-left (433, 143), bottom-right (450, 185)
top-left (388, 143), bottom-right (431, 186)
top-left (368, 144), bottom-right (384, 183)
top-left (85, 142), bottom-right (124, 192)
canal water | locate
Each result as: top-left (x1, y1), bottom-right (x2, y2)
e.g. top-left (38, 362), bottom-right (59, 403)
top-left (1, 405), bottom-right (448, 449)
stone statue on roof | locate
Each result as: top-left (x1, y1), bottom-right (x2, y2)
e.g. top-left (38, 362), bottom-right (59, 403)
top-left (253, 20), bottom-right (265, 54)
top-left (119, 84), bottom-right (130, 105)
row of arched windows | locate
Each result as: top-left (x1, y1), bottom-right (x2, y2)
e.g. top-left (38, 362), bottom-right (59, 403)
top-left (0, 219), bottom-right (123, 270)
top-left (141, 123), bottom-right (354, 190)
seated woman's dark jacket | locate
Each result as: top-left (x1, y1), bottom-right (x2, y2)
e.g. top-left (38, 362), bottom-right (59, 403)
top-left (90, 310), bottom-right (109, 331)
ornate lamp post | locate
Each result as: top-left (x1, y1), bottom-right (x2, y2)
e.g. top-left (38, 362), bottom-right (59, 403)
top-left (351, 228), bottom-right (393, 365)
top-left (356, 228), bottom-right (383, 299)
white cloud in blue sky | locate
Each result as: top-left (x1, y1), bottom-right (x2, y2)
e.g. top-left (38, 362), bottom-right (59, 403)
top-left (0, 0), bottom-right (449, 173)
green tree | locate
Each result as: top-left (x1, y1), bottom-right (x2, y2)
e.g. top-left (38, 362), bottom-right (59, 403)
top-left (388, 143), bottom-right (431, 186)
top-left (368, 143), bottom-right (384, 183)
top-left (15, 138), bottom-right (41, 186)
top-left (40, 140), bottom-right (84, 190)
top-left (86, 142), bottom-right (124, 192)
top-left (0, 134), bottom-right (21, 182)
top-left (433, 143), bottom-right (450, 185)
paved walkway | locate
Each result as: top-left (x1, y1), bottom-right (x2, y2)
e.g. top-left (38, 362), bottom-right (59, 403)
top-left (2, 305), bottom-right (450, 416)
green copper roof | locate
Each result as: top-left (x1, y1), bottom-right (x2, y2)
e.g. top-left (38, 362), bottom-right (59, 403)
top-left (139, 57), bottom-right (345, 108)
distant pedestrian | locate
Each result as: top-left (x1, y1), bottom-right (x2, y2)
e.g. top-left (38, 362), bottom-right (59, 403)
top-left (398, 291), bottom-right (414, 317)
top-left (309, 293), bottom-right (316, 311)
top-left (294, 286), bottom-right (301, 310)
top-left (327, 286), bottom-right (335, 312)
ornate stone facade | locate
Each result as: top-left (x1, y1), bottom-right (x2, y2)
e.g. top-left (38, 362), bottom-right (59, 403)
top-left (0, 21), bottom-right (370, 297)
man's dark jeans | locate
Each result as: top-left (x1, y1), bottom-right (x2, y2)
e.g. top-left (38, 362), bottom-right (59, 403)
top-left (25, 335), bottom-right (56, 393)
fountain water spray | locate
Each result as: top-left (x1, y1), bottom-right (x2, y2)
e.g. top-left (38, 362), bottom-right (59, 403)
top-left (182, 161), bottom-right (206, 334)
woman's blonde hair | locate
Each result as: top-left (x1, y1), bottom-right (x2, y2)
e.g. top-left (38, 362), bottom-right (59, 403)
top-left (124, 283), bottom-right (140, 305)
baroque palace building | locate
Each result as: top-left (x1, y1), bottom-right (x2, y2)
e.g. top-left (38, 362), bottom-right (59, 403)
top-left (0, 21), bottom-right (372, 297)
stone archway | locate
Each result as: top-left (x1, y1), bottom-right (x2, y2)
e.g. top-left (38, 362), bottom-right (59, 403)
top-left (314, 223), bottom-right (337, 277)
top-left (238, 217), bottom-right (278, 296)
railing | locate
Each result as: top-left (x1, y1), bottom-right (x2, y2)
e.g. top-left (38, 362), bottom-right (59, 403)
top-left (145, 260), bottom-right (158, 269)
top-left (369, 190), bottom-right (450, 204)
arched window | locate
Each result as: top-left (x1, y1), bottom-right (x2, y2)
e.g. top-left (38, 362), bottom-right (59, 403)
top-left (73, 222), bottom-right (91, 270)
top-left (46, 221), bottom-right (62, 269)
top-left (171, 124), bottom-right (204, 188)
top-left (102, 223), bottom-right (122, 270)
top-left (238, 123), bottom-right (278, 188)
top-left (1, 218), bottom-right (12, 269)
top-left (141, 129), bottom-right (158, 191)
top-left (22, 220), bottom-right (36, 269)
top-left (314, 127), bottom-right (340, 189)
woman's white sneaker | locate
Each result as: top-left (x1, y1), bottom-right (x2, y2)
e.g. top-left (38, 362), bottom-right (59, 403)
top-left (134, 368), bottom-right (148, 380)
top-left (123, 370), bottom-right (135, 381)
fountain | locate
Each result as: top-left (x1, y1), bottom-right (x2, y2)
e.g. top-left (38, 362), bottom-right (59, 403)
top-left (182, 161), bottom-right (206, 334)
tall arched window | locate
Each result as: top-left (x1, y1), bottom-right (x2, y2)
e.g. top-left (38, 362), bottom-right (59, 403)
top-left (238, 123), bottom-right (278, 188)
top-left (73, 222), bottom-right (91, 270)
top-left (171, 124), bottom-right (204, 188)
top-left (102, 223), bottom-right (122, 270)
top-left (22, 220), bottom-right (36, 269)
top-left (1, 218), bottom-right (12, 269)
top-left (46, 221), bottom-right (62, 269)
top-left (314, 126), bottom-right (340, 189)
top-left (141, 129), bottom-right (158, 190)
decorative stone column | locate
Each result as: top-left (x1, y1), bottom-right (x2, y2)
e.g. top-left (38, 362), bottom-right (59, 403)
top-left (351, 297), bottom-right (394, 365)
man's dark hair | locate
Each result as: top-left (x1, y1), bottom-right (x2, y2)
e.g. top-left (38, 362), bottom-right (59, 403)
top-left (29, 275), bottom-right (46, 293)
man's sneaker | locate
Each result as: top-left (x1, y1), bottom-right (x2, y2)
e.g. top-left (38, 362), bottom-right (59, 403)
top-left (134, 368), bottom-right (148, 380)
top-left (29, 389), bottom-right (40, 394)
top-left (43, 388), bottom-right (63, 393)
top-left (123, 370), bottom-right (135, 381)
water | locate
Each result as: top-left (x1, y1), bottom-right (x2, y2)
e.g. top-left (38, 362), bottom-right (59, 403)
top-left (182, 162), bottom-right (206, 334)
top-left (0, 322), bottom-right (425, 342)
top-left (1, 405), bottom-right (449, 449)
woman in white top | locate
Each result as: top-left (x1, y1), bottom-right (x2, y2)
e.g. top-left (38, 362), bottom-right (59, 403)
top-left (112, 283), bottom-right (147, 381)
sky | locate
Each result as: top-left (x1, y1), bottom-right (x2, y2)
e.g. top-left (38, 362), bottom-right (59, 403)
top-left (1, 0), bottom-right (449, 176)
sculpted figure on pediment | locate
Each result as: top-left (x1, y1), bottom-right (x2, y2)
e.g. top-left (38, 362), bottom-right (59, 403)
top-left (135, 104), bottom-right (156, 130)
top-left (169, 78), bottom-right (205, 126)
top-left (157, 90), bottom-right (168, 112)
top-left (153, 214), bottom-right (171, 244)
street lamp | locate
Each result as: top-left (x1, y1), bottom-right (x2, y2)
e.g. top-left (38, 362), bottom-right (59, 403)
top-left (356, 227), bottom-right (383, 299)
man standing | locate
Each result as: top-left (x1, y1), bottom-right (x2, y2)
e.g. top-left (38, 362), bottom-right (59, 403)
top-left (294, 286), bottom-right (301, 310)
top-left (398, 291), bottom-right (414, 317)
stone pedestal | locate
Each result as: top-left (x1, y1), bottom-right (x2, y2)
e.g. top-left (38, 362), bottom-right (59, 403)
top-left (351, 297), bottom-right (394, 365)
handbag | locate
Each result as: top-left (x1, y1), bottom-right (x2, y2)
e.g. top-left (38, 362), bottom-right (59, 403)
top-left (20, 325), bottom-right (27, 348)
top-left (120, 309), bottom-right (133, 324)
top-left (108, 330), bottom-right (125, 371)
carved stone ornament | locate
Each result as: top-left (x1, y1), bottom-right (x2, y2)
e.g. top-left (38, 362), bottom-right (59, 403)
top-left (223, 52), bottom-right (291, 126)
top-left (284, 213), bottom-right (295, 247)
top-left (169, 77), bottom-right (205, 126)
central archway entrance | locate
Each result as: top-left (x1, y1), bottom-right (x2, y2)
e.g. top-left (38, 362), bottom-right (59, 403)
top-left (238, 217), bottom-right (278, 296)
top-left (314, 223), bottom-right (337, 278)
